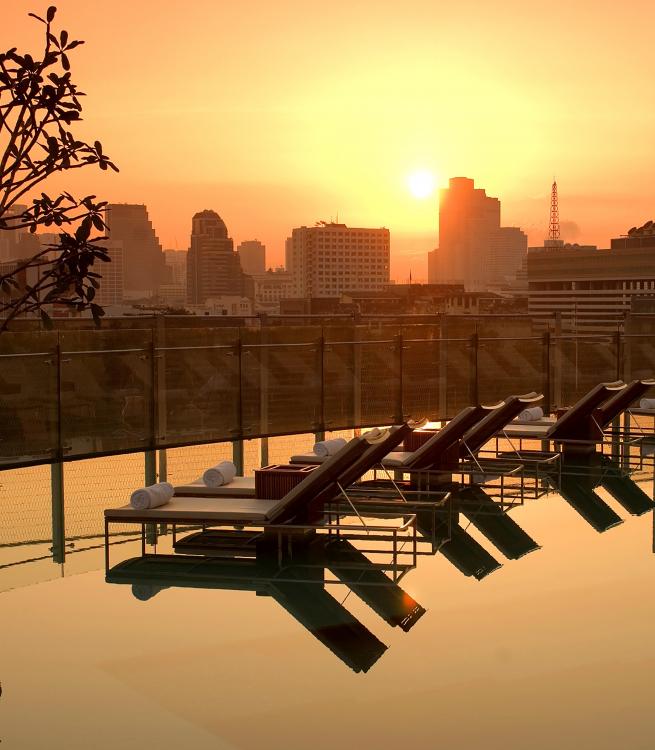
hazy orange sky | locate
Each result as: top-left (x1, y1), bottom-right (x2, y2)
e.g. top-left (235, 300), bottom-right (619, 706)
top-left (5, 0), bottom-right (655, 279)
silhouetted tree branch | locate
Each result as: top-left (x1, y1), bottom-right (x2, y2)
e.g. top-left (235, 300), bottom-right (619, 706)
top-left (0, 5), bottom-right (118, 331)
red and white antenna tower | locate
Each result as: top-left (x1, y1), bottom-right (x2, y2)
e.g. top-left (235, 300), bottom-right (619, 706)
top-left (548, 180), bottom-right (560, 241)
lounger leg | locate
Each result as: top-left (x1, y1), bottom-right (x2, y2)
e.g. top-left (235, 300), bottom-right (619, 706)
top-left (104, 518), bottom-right (109, 574)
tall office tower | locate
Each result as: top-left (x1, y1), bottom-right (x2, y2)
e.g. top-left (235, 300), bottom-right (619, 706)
top-left (286, 223), bottom-right (390, 298)
top-left (237, 239), bottom-right (266, 275)
top-left (104, 204), bottom-right (167, 296)
top-left (186, 210), bottom-right (246, 304)
top-left (431, 177), bottom-right (525, 289)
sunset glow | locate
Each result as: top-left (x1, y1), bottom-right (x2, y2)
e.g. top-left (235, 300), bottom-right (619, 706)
top-left (4, 0), bottom-right (655, 279)
top-left (407, 170), bottom-right (436, 200)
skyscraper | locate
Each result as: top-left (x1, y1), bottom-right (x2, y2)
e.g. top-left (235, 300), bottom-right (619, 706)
top-left (237, 240), bottom-right (266, 275)
top-left (105, 204), bottom-right (167, 296)
top-left (429, 177), bottom-right (526, 289)
top-left (286, 223), bottom-right (390, 298)
top-left (186, 210), bottom-right (247, 305)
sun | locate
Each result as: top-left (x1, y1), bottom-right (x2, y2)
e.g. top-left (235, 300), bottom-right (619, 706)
top-left (407, 169), bottom-right (436, 199)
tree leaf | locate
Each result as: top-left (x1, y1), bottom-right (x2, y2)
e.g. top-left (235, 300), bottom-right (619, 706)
top-left (46, 6), bottom-right (57, 23)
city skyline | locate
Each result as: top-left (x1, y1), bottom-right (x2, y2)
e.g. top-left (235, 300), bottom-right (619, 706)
top-left (5, 1), bottom-right (655, 279)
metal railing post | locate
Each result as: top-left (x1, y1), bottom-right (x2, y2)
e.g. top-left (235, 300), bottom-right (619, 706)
top-left (316, 332), bottom-right (325, 437)
top-left (51, 334), bottom-right (65, 563)
top-left (233, 334), bottom-right (245, 474)
top-left (144, 450), bottom-right (157, 546)
top-left (623, 313), bottom-right (632, 382)
top-left (353, 324), bottom-right (362, 428)
top-left (553, 312), bottom-right (563, 409)
top-left (50, 461), bottom-right (65, 564)
top-left (260, 437), bottom-right (269, 467)
top-left (439, 314), bottom-right (448, 417)
top-left (542, 331), bottom-right (551, 415)
top-left (615, 324), bottom-right (623, 382)
top-left (232, 440), bottom-right (245, 475)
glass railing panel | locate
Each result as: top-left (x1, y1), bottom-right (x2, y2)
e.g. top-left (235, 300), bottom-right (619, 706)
top-left (402, 337), bottom-right (444, 421)
top-left (478, 336), bottom-right (544, 405)
top-left (442, 337), bottom-right (475, 415)
top-left (555, 335), bottom-right (618, 406)
top-left (241, 326), bottom-right (322, 437)
top-left (625, 332), bottom-right (655, 382)
top-left (156, 327), bottom-right (239, 446)
top-left (0, 332), bottom-right (58, 466)
top-left (323, 324), bottom-right (357, 430)
top-left (357, 325), bottom-right (401, 426)
top-left (59, 330), bottom-right (153, 457)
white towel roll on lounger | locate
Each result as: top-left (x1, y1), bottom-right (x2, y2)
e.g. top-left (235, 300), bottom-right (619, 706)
top-left (203, 460), bottom-right (237, 488)
top-left (130, 482), bottom-right (174, 510)
top-left (313, 437), bottom-right (347, 457)
top-left (517, 406), bottom-right (544, 422)
top-left (639, 398), bottom-right (655, 410)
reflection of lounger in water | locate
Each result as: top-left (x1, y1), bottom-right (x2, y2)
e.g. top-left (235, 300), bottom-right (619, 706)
top-left (552, 453), bottom-right (653, 533)
top-left (107, 536), bottom-right (425, 672)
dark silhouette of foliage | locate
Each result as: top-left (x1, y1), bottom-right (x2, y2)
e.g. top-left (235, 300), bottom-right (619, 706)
top-left (0, 6), bottom-right (118, 331)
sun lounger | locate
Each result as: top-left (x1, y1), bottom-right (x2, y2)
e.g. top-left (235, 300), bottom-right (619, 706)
top-left (106, 433), bottom-right (375, 532)
top-left (106, 427), bottom-right (420, 540)
top-left (501, 381), bottom-right (626, 444)
top-left (380, 404), bottom-right (502, 472)
top-left (174, 424), bottom-right (415, 502)
top-left (595, 379), bottom-right (655, 426)
top-left (381, 393), bottom-right (542, 473)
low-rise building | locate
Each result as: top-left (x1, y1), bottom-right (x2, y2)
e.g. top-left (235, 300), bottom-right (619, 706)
top-left (528, 225), bottom-right (655, 332)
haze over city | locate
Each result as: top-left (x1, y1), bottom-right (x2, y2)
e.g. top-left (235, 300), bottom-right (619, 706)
top-left (6, 0), bottom-right (655, 279)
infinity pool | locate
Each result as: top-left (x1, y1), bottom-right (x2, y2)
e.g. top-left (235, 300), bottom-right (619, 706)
top-left (2, 474), bottom-right (654, 750)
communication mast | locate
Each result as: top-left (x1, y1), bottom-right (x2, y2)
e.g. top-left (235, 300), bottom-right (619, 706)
top-left (549, 180), bottom-right (560, 241)
top-left (545, 180), bottom-right (564, 247)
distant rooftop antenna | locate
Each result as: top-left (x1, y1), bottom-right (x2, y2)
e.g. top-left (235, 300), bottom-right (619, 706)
top-left (549, 180), bottom-right (560, 241)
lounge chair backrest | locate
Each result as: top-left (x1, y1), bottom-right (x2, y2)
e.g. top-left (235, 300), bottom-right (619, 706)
top-left (462, 392), bottom-right (543, 454)
top-left (335, 423), bottom-right (414, 488)
top-left (549, 381), bottom-right (625, 440)
top-left (406, 405), bottom-right (491, 469)
top-left (595, 379), bottom-right (655, 427)
top-left (268, 435), bottom-right (371, 523)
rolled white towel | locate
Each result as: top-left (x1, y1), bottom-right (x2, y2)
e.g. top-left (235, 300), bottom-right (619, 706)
top-left (313, 437), bottom-right (347, 457)
top-left (203, 460), bottom-right (237, 488)
top-left (130, 482), bottom-right (174, 510)
top-left (639, 398), bottom-right (655, 410)
top-left (517, 406), bottom-right (544, 422)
